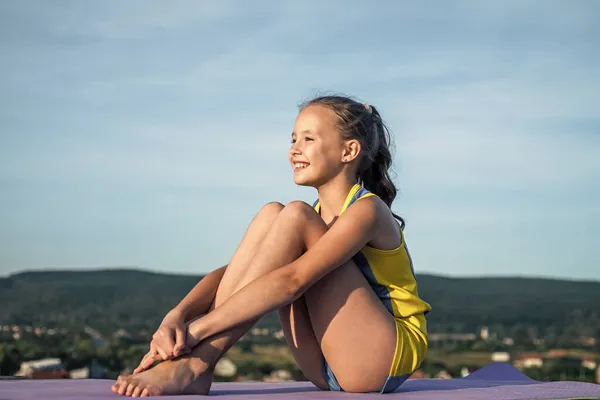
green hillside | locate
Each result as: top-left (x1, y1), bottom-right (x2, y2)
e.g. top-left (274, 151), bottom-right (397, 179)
top-left (1, 269), bottom-right (599, 343)
top-left (415, 275), bottom-right (600, 333)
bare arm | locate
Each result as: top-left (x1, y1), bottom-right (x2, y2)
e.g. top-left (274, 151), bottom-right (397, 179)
top-left (187, 198), bottom-right (383, 343)
top-left (170, 265), bottom-right (228, 322)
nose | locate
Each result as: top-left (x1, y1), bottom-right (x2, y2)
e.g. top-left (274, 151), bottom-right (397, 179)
top-left (289, 141), bottom-right (301, 156)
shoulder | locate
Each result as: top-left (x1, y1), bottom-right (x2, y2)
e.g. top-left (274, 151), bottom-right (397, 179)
top-left (348, 194), bottom-right (390, 223)
top-left (349, 195), bottom-right (400, 243)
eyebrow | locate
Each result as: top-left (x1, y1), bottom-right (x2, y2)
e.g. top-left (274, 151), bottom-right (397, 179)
top-left (291, 129), bottom-right (316, 137)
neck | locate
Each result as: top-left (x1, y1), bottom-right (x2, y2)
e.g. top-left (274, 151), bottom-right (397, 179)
top-left (316, 175), bottom-right (358, 223)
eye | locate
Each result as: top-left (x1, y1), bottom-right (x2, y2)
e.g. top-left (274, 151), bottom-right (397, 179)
top-left (290, 137), bottom-right (313, 144)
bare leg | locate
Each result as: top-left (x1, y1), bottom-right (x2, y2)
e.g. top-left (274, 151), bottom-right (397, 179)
top-left (112, 201), bottom-right (396, 396)
top-left (192, 201), bottom-right (395, 391)
top-left (112, 202), bottom-right (285, 396)
top-left (278, 207), bottom-right (398, 392)
top-left (222, 202), bottom-right (398, 392)
top-left (113, 201), bottom-right (328, 396)
top-left (279, 296), bottom-right (329, 389)
top-left (188, 201), bottom-right (329, 373)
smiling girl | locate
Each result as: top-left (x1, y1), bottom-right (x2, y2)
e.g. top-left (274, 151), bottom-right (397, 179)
top-left (111, 95), bottom-right (431, 397)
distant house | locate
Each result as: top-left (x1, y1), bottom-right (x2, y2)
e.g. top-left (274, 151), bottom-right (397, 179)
top-left (30, 369), bottom-right (70, 379)
top-left (581, 336), bottom-right (596, 346)
top-left (435, 370), bottom-right (452, 379)
top-left (251, 328), bottom-right (270, 336)
top-left (582, 357), bottom-right (597, 370)
top-left (16, 358), bottom-right (69, 379)
top-left (263, 369), bottom-right (293, 382)
top-left (546, 349), bottom-right (568, 358)
top-left (273, 329), bottom-right (285, 340)
top-left (69, 360), bottom-right (108, 379)
top-left (69, 367), bottom-right (90, 379)
top-left (491, 352), bottom-right (510, 362)
top-left (407, 369), bottom-right (426, 379)
top-left (514, 353), bottom-right (543, 369)
top-left (214, 358), bottom-right (237, 378)
top-left (479, 326), bottom-right (489, 341)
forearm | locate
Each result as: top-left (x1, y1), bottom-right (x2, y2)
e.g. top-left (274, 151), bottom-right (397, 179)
top-left (171, 264), bottom-right (228, 322)
top-left (188, 266), bottom-right (298, 341)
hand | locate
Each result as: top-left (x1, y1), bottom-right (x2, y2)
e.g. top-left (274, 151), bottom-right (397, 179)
top-left (133, 310), bottom-right (190, 374)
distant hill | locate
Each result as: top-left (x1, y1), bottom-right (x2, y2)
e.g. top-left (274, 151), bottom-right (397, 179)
top-left (1, 269), bottom-right (599, 342)
top-left (415, 274), bottom-right (600, 336)
top-left (0, 269), bottom-right (200, 335)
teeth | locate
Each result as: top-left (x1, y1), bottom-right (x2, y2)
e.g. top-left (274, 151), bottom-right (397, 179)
top-left (294, 163), bottom-right (308, 169)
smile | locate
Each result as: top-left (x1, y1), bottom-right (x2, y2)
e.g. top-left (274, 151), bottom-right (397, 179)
top-left (293, 162), bottom-right (310, 171)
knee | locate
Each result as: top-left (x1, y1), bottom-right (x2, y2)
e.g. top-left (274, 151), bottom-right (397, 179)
top-left (281, 201), bottom-right (317, 224)
top-left (258, 201), bottom-right (285, 219)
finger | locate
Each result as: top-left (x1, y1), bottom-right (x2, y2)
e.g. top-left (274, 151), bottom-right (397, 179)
top-left (155, 330), bottom-right (175, 358)
top-left (135, 338), bottom-right (160, 373)
top-left (134, 350), bottom-right (152, 372)
top-left (174, 328), bottom-right (186, 356)
top-left (140, 346), bottom-right (159, 370)
top-left (134, 353), bottom-right (152, 374)
top-left (140, 348), bottom-right (156, 369)
top-left (164, 332), bottom-right (177, 356)
top-left (155, 343), bottom-right (170, 360)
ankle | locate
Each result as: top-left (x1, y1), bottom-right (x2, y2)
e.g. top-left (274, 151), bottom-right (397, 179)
top-left (188, 339), bottom-right (225, 369)
top-left (185, 357), bottom-right (213, 379)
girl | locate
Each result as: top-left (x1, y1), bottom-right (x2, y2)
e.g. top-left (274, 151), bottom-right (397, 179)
top-left (111, 95), bottom-right (431, 397)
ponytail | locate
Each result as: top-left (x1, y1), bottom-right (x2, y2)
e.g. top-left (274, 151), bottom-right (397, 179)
top-left (358, 106), bottom-right (405, 229)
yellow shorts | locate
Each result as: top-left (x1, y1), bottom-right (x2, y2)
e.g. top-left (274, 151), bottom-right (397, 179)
top-left (322, 315), bottom-right (428, 394)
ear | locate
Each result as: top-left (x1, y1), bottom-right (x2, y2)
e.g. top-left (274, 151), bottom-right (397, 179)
top-left (341, 139), bottom-right (361, 163)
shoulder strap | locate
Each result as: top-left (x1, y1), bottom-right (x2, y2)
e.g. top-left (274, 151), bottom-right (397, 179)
top-left (312, 199), bottom-right (320, 213)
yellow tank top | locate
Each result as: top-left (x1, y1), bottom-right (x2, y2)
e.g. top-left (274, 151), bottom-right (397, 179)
top-left (313, 183), bottom-right (432, 335)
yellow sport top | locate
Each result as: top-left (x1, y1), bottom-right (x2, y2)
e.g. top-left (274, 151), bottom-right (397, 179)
top-left (313, 183), bottom-right (432, 393)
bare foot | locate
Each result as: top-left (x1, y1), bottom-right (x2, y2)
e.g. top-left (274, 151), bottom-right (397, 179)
top-left (111, 357), bottom-right (212, 397)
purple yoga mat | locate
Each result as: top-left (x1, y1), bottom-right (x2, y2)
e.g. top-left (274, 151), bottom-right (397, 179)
top-left (1, 363), bottom-right (600, 399)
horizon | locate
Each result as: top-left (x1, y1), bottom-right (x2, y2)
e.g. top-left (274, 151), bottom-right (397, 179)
top-left (1, 1), bottom-right (599, 280)
top-left (4, 266), bottom-right (600, 284)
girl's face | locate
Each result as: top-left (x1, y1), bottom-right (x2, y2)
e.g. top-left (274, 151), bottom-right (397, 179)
top-left (289, 105), bottom-right (347, 187)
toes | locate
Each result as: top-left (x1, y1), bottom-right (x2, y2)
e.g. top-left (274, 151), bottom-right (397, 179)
top-left (112, 377), bottom-right (125, 394)
top-left (141, 388), bottom-right (149, 397)
top-left (118, 380), bottom-right (129, 395)
top-left (125, 382), bottom-right (135, 396)
top-left (132, 386), bottom-right (142, 397)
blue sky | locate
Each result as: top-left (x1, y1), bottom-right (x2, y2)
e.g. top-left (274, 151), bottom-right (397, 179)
top-left (1, 1), bottom-right (599, 280)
